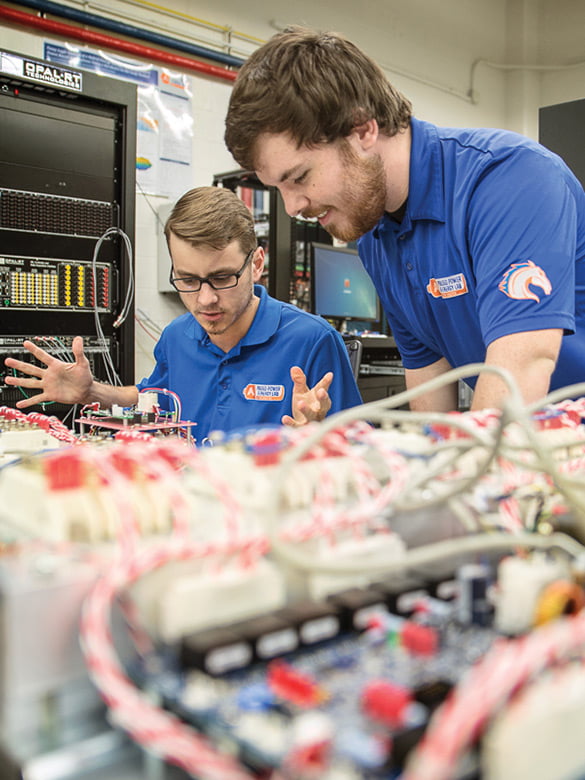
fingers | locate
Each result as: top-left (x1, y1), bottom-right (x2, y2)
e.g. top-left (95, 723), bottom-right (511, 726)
top-left (291, 367), bottom-right (333, 394)
top-left (20, 340), bottom-right (54, 365)
top-left (15, 393), bottom-right (49, 410)
top-left (281, 414), bottom-right (300, 427)
top-left (314, 371), bottom-right (334, 392)
top-left (290, 365), bottom-right (311, 389)
top-left (4, 358), bottom-right (44, 378)
top-left (71, 336), bottom-right (87, 364)
top-left (4, 374), bottom-right (42, 389)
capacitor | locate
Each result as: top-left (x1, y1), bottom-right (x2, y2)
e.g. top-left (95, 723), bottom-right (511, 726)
top-left (457, 562), bottom-right (492, 626)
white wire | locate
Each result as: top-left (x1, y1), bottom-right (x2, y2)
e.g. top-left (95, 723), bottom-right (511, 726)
top-left (269, 530), bottom-right (585, 577)
top-left (264, 363), bottom-right (516, 525)
top-left (526, 381), bottom-right (585, 413)
top-left (91, 226), bottom-right (135, 386)
top-left (256, 362), bottom-right (585, 573)
top-left (277, 363), bottom-right (521, 472)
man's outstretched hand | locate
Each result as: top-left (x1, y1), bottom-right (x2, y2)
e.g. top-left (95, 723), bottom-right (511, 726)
top-left (4, 336), bottom-right (94, 408)
top-left (281, 365), bottom-right (333, 427)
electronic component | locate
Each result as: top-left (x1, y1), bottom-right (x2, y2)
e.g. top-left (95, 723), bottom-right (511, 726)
top-left (0, 377), bottom-right (584, 779)
top-left (0, 254), bottom-right (112, 313)
top-left (494, 554), bottom-right (570, 635)
top-left (457, 562), bottom-right (492, 626)
top-left (0, 47), bottom-right (136, 422)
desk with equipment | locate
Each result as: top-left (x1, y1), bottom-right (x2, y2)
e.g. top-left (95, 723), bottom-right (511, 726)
top-left (356, 333), bottom-right (406, 402)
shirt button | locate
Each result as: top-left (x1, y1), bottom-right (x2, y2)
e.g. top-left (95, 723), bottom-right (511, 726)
top-left (406, 262), bottom-right (413, 271)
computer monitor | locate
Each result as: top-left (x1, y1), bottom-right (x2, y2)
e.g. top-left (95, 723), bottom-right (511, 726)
top-left (310, 242), bottom-right (380, 325)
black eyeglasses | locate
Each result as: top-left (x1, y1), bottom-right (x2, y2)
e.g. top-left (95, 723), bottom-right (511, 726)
top-left (169, 248), bottom-right (255, 293)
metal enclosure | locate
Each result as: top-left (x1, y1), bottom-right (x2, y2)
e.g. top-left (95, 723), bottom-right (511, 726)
top-left (0, 49), bottom-right (137, 418)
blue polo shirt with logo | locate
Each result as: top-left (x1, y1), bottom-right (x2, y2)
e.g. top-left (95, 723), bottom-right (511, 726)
top-left (136, 285), bottom-right (362, 441)
top-left (358, 117), bottom-right (585, 389)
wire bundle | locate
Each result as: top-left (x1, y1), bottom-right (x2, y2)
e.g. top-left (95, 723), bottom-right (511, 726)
top-left (91, 225), bottom-right (135, 385)
top-left (5, 363), bottom-right (585, 778)
top-left (73, 437), bottom-right (274, 777)
top-left (80, 543), bottom-right (257, 780)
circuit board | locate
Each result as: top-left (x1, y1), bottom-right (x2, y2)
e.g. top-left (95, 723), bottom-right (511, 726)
top-left (134, 579), bottom-right (498, 779)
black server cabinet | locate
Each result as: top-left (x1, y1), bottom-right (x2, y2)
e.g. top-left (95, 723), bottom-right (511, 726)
top-left (0, 49), bottom-right (136, 419)
top-left (539, 98), bottom-right (585, 188)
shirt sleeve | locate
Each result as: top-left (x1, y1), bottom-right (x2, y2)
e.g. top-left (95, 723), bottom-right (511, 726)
top-left (468, 147), bottom-right (577, 347)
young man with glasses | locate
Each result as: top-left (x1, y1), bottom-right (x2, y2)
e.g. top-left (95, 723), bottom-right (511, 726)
top-left (4, 186), bottom-right (362, 440)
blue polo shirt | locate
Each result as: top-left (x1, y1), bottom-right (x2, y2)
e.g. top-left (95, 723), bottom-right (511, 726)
top-left (136, 285), bottom-right (362, 441)
top-left (358, 117), bottom-right (585, 389)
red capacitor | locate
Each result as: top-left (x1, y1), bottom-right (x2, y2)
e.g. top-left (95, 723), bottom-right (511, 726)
top-left (400, 621), bottom-right (439, 657)
top-left (361, 680), bottom-right (411, 726)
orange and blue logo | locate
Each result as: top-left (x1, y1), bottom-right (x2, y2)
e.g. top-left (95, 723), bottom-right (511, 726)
top-left (498, 260), bottom-right (552, 302)
top-left (243, 384), bottom-right (285, 401)
top-left (426, 273), bottom-right (469, 299)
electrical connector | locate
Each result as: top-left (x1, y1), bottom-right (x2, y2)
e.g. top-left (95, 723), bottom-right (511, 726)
top-left (156, 558), bottom-right (287, 643)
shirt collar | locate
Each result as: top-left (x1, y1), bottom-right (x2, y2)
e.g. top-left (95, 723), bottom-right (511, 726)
top-left (241, 285), bottom-right (280, 347)
top-left (372, 116), bottom-right (445, 238)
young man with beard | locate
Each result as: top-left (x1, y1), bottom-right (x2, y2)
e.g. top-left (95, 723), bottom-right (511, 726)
top-left (4, 186), bottom-right (362, 441)
top-left (224, 27), bottom-right (585, 412)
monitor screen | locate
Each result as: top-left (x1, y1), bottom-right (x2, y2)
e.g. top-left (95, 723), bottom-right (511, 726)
top-left (311, 242), bottom-right (379, 322)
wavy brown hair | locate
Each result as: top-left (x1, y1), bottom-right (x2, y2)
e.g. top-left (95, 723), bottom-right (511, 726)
top-left (164, 186), bottom-right (256, 255)
top-left (225, 26), bottom-right (412, 171)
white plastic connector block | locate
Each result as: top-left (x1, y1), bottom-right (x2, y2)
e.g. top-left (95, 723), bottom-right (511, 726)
top-left (0, 428), bottom-right (62, 455)
top-left (281, 533), bottom-right (408, 602)
top-left (494, 553), bottom-right (569, 635)
top-left (0, 460), bottom-right (172, 544)
top-left (156, 557), bottom-right (286, 643)
top-left (137, 392), bottom-right (158, 414)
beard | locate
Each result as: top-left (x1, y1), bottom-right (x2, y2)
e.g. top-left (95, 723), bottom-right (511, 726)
top-left (326, 144), bottom-right (387, 243)
top-left (188, 280), bottom-right (256, 340)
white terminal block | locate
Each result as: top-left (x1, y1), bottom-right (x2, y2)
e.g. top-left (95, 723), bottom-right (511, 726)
top-left (0, 427), bottom-right (63, 456)
top-left (137, 392), bottom-right (158, 414)
top-left (0, 460), bottom-right (172, 544)
top-left (281, 533), bottom-right (408, 601)
top-left (494, 553), bottom-right (569, 635)
top-left (136, 557), bottom-right (287, 643)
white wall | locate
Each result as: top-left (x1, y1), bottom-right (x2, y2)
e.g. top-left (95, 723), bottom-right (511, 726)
top-left (133, 74), bottom-right (235, 378)
top-left (539, 0), bottom-right (585, 108)
top-left (2, 0), bottom-right (584, 380)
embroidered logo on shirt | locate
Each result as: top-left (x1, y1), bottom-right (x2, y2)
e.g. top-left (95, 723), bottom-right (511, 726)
top-left (426, 273), bottom-right (469, 299)
top-left (243, 384), bottom-right (285, 401)
top-left (498, 260), bottom-right (552, 302)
